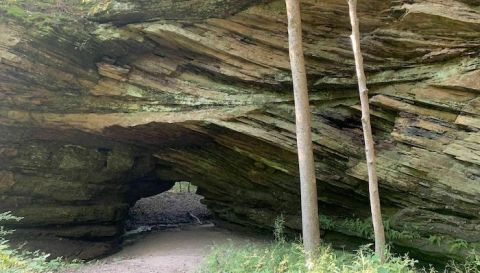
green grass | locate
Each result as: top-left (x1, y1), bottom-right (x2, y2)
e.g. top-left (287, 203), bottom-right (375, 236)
top-left (0, 212), bottom-right (76, 273)
top-left (5, 5), bottom-right (26, 17)
top-left (199, 242), bottom-right (419, 273)
top-left (198, 242), bottom-right (480, 273)
top-left (199, 215), bottom-right (480, 273)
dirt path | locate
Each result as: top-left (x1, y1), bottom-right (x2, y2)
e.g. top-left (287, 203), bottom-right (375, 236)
top-left (64, 224), bottom-right (266, 273)
top-left (64, 190), bottom-right (267, 273)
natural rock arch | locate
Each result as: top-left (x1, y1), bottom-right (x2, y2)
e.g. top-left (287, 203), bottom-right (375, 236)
top-left (0, 0), bottom-right (479, 262)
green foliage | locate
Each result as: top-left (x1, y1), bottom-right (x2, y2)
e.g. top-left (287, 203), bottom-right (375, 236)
top-left (445, 251), bottom-right (480, 273)
top-left (5, 5), bottom-right (26, 17)
top-left (341, 218), bottom-right (374, 239)
top-left (0, 211), bottom-right (76, 273)
top-left (449, 239), bottom-right (469, 252)
top-left (198, 242), bottom-right (422, 273)
top-left (426, 235), bottom-right (472, 253)
top-left (273, 214), bottom-right (286, 244)
top-left (387, 229), bottom-right (421, 241)
top-left (169, 181), bottom-right (197, 193)
top-left (199, 241), bottom-right (480, 273)
top-left (0, 212), bottom-right (22, 238)
top-left (318, 215), bottom-right (335, 230)
top-left (319, 215), bottom-right (421, 242)
top-left (428, 235), bottom-right (443, 246)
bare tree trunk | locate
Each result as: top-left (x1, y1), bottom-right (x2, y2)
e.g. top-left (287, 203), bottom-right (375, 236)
top-left (285, 0), bottom-right (320, 255)
top-left (347, 0), bottom-right (386, 261)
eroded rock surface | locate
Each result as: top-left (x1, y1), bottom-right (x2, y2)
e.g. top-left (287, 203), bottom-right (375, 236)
top-left (0, 0), bottom-right (479, 261)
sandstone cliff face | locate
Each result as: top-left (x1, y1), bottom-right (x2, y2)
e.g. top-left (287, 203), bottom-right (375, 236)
top-left (0, 0), bottom-right (479, 261)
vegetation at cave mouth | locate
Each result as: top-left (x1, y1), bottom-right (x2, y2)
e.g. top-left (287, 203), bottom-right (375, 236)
top-left (0, 212), bottom-right (76, 273)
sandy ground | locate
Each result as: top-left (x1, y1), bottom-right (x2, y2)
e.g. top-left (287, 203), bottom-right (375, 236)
top-left (63, 224), bottom-right (265, 273)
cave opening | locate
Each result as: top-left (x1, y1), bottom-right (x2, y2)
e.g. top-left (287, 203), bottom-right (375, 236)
top-left (125, 181), bottom-right (214, 236)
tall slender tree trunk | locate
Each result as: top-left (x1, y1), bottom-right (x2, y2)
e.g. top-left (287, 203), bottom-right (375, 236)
top-left (285, 0), bottom-right (320, 254)
top-left (347, 0), bottom-right (386, 260)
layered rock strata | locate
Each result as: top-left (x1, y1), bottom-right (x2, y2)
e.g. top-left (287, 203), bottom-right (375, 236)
top-left (0, 0), bottom-right (479, 261)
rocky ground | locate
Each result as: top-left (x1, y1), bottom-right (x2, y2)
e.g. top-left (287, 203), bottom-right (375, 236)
top-left (125, 191), bottom-right (213, 230)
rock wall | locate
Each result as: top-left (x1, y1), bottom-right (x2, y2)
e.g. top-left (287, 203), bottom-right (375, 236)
top-left (0, 125), bottom-right (175, 258)
top-left (0, 0), bottom-right (479, 261)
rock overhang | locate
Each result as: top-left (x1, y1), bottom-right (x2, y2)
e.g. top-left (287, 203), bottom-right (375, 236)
top-left (0, 0), bottom-right (479, 262)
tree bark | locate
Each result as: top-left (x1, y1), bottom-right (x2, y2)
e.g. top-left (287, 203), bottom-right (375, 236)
top-left (347, 0), bottom-right (386, 260)
top-left (285, 0), bottom-right (321, 254)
